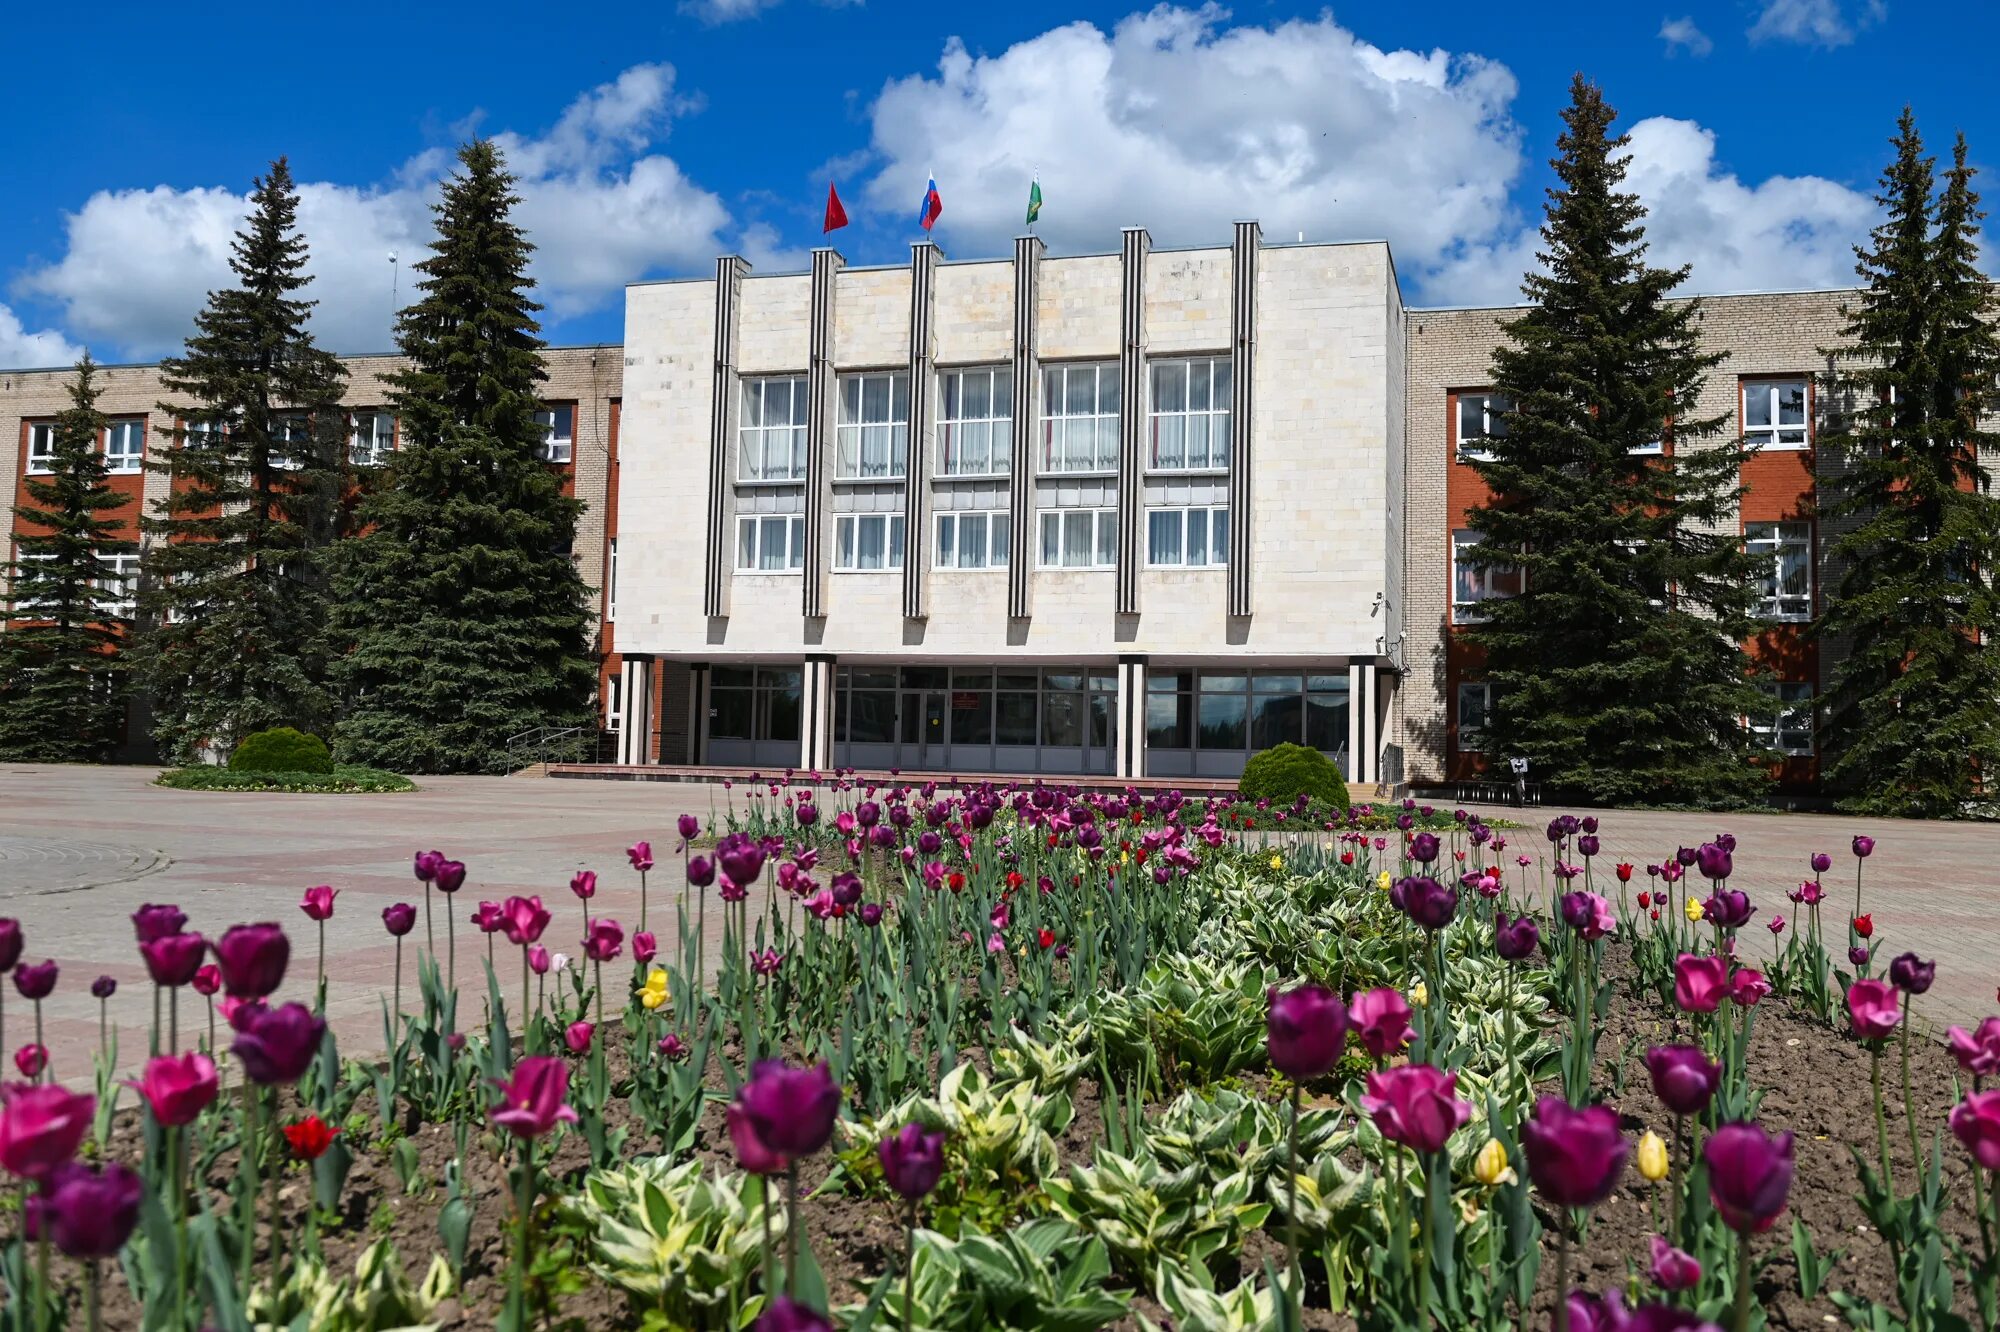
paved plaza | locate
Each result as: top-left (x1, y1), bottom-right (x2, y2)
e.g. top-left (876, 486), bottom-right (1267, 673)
top-left (0, 765), bottom-right (1995, 1082)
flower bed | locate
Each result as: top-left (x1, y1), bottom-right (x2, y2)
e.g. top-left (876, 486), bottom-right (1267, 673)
top-left (0, 785), bottom-right (1990, 1332)
top-left (153, 764), bottom-right (416, 793)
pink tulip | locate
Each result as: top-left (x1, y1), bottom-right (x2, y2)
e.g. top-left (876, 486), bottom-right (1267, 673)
top-left (487, 1056), bottom-right (578, 1139)
top-left (1729, 969), bottom-right (1772, 1007)
top-left (299, 885), bottom-right (337, 922)
top-left (564, 1021), bottom-right (594, 1055)
top-left (1673, 954), bottom-right (1728, 1014)
top-left (1847, 979), bottom-right (1901, 1041)
top-left (0, 1085), bottom-right (94, 1180)
top-left (1948, 1018), bottom-right (2000, 1078)
top-left (125, 1052), bottom-right (219, 1128)
top-left (1349, 987), bottom-right (1414, 1060)
top-left (1358, 1064), bottom-right (1471, 1155)
top-left (1949, 1089), bottom-right (2000, 1170)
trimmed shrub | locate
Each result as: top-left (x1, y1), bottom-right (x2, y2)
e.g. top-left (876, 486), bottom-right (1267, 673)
top-left (158, 764), bottom-right (413, 794)
top-left (228, 727), bottom-right (334, 775)
top-left (1238, 742), bottom-right (1350, 812)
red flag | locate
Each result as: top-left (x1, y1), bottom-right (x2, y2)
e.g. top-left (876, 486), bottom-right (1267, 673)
top-left (823, 183), bottom-right (849, 234)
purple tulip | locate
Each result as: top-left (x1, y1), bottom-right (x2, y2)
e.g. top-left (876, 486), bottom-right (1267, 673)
top-left (413, 850), bottom-right (444, 883)
top-left (632, 931), bottom-right (658, 964)
top-left (229, 1002), bottom-right (325, 1085)
top-left (1577, 834), bottom-right (1600, 859)
top-left (1849, 944), bottom-right (1872, 967)
top-left (1675, 846), bottom-right (1699, 868)
top-left (33, 1162), bottom-right (142, 1259)
top-left (89, 975), bottom-right (116, 1001)
top-left (212, 923), bottom-right (289, 999)
top-left (1810, 852), bottom-right (1832, 873)
top-left (1695, 843), bottom-right (1733, 881)
top-left (859, 903), bottom-right (884, 927)
top-left (1704, 889), bottom-right (1754, 929)
top-left (382, 903), bottom-right (418, 937)
top-left (1522, 1096), bottom-right (1629, 1207)
top-left (1703, 1122), bottom-right (1794, 1234)
top-left (12, 962), bottom-right (57, 1001)
top-left (499, 896), bottom-right (552, 946)
top-left (687, 855), bottom-right (716, 889)
top-left (1266, 985), bottom-right (1349, 1080)
top-left (878, 1123), bottom-right (946, 1200)
top-left (583, 919), bottom-right (624, 963)
top-left (434, 860), bottom-right (467, 893)
top-left (1648, 1235), bottom-right (1701, 1292)
top-left (739, 1060), bottom-right (842, 1157)
top-left (0, 921), bottom-right (19, 973)
top-left (1852, 836), bottom-right (1875, 859)
top-left (753, 1296), bottom-right (836, 1332)
top-left (1888, 952), bottom-right (1934, 996)
top-left (1644, 1045), bottom-right (1720, 1116)
top-left (1408, 832), bottom-right (1440, 864)
top-left (795, 802), bottom-right (819, 827)
top-left (140, 934), bottom-right (206, 989)
top-left (1494, 913), bottom-right (1540, 961)
top-left (728, 1100), bottom-right (790, 1175)
top-left (1403, 876), bottom-right (1458, 931)
top-left (130, 905), bottom-right (187, 945)
top-left (678, 814), bottom-right (700, 841)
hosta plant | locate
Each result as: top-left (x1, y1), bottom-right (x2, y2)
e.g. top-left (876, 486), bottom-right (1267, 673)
top-left (1266, 1151), bottom-right (1386, 1309)
top-left (563, 1156), bottom-right (779, 1327)
top-left (1146, 1086), bottom-right (1345, 1193)
top-left (989, 1020), bottom-right (1092, 1097)
top-left (1044, 1148), bottom-right (1271, 1278)
top-left (1140, 1259), bottom-right (1284, 1332)
top-left (845, 1218), bottom-right (1129, 1331)
top-left (1089, 957), bottom-right (1276, 1091)
top-left (244, 1237), bottom-right (454, 1332)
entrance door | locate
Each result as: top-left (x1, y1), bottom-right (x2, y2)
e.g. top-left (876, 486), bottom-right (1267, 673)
top-left (899, 691), bottom-right (947, 769)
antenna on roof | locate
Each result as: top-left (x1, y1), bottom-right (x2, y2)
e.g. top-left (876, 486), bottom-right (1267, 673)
top-left (388, 251), bottom-right (400, 328)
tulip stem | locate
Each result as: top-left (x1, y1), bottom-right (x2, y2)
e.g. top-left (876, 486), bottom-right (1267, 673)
top-left (639, 868), bottom-right (648, 937)
top-left (1670, 1116), bottom-right (1686, 1242)
top-left (393, 937), bottom-right (403, 1026)
top-left (33, 1232), bottom-right (47, 1332)
top-left (521, 948), bottom-right (532, 1056)
top-left (1286, 1081), bottom-right (1302, 1329)
top-left (31, 1002), bottom-right (42, 1085)
top-left (170, 1122), bottom-right (187, 1323)
top-left (315, 918), bottom-right (325, 1012)
top-left (85, 1257), bottom-right (99, 1332)
top-left (446, 903), bottom-right (456, 996)
top-left (904, 1197), bottom-right (916, 1328)
top-left (424, 882), bottom-right (435, 957)
top-left (513, 1138), bottom-right (534, 1320)
top-left (1732, 1229), bottom-right (1753, 1332)
top-left (1551, 1219), bottom-right (1570, 1332)
top-left (169, 986), bottom-right (178, 1056)
top-left (1871, 1044), bottom-right (1894, 1192)
top-left (785, 1162), bottom-right (800, 1299)
top-left (1899, 1006), bottom-right (1921, 1171)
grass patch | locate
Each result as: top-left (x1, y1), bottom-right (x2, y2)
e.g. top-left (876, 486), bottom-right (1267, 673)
top-left (154, 764), bottom-right (415, 794)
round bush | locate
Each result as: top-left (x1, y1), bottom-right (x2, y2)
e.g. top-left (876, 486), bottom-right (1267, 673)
top-left (228, 727), bottom-right (334, 775)
top-left (1238, 742), bottom-right (1351, 812)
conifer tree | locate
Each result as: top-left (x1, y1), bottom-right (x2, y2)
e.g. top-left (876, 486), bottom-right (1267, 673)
top-left (133, 158), bottom-right (348, 762)
top-left (1461, 77), bottom-right (1770, 806)
top-left (1817, 115), bottom-right (2000, 817)
top-left (0, 356), bottom-right (135, 760)
top-left (329, 141), bottom-right (594, 774)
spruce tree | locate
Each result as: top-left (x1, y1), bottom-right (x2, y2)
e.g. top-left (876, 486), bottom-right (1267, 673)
top-left (1817, 116), bottom-right (2000, 817)
top-left (329, 141), bottom-right (595, 774)
top-left (133, 158), bottom-right (348, 762)
top-left (1461, 76), bottom-right (1770, 806)
top-left (0, 356), bottom-right (135, 760)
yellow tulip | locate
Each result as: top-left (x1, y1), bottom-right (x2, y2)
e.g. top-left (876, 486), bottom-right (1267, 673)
top-left (1269, 854), bottom-right (1284, 871)
top-left (1377, 871), bottom-right (1393, 893)
top-left (1409, 982), bottom-right (1428, 1008)
top-left (1473, 1138), bottom-right (1515, 1187)
top-left (1684, 897), bottom-right (1705, 923)
top-left (1637, 1130), bottom-right (1670, 1182)
top-left (638, 967), bottom-right (670, 1011)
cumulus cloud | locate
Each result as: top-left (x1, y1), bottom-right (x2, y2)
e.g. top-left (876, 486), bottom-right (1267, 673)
top-left (18, 64), bottom-right (733, 360)
top-left (1748, 0), bottom-right (1884, 47)
top-left (1659, 17), bottom-right (1714, 57)
top-left (0, 305), bottom-right (84, 370)
top-left (857, 7), bottom-right (1525, 274)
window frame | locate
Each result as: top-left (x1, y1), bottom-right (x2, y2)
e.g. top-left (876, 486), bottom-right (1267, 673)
top-left (24, 422), bottom-right (56, 475)
top-left (1454, 391), bottom-right (1510, 463)
top-left (832, 511), bottom-right (907, 572)
top-left (1040, 362), bottom-right (1120, 475)
top-left (937, 366), bottom-right (1013, 478)
top-left (97, 550), bottom-right (140, 618)
top-left (1747, 681), bottom-right (1815, 757)
top-left (734, 513), bottom-right (806, 574)
top-left (348, 410), bottom-right (396, 467)
top-left (1741, 377), bottom-right (1811, 451)
top-left (270, 412), bottom-right (310, 471)
top-left (835, 371), bottom-right (911, 481)
top-left (1744, 521), bottom-right (1813, 621)
top-left (934, 509), bottom-right (1011, 571)
top-left (535, 403), bottom-right (576, 464)
top-left (1037, 507), bottom-right (1118, 570)
top-left (605, 537), bottom-right (618, 622)
top-left (1144, 506), bottom-right (1229, 568)
top-left (1455, 681), bottom-right (1492, 753)
top-left (738, 376), bottom-right (810, 484)
top-left (1147, 356), bottom-right (1232, 473)
top-left (1450, 529), bottom-right (1524, 624)
top-left (101, 418), bottom-right (145, 474)
top-left (604, 673), bottom-right (623, 734)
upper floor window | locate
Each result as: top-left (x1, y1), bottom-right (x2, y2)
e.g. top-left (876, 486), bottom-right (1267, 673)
top-left (1039, 507), bottom-right (1117, 569)
top-left (103, 420), bottom-right (144, 473)
top-left (349, 411), bottom-right (395, 467)
top-left (740, 377), bottom-right (807, 482)
top-left (272, 413), bottom-right (309, 471)
top-left (25, 423), bottom-right (55, 474)
top-left (735, 513), bottom-right (805, 573)
top-left (1749, 681), bottom-right (1814, 756)
top-left (1146, 506), bottom-right (1228, 568)
top-left (98, 551), bottom-right (139, 618)
top-left (935, 510), bottom-right (1010, 570)
top-left (1745, 521), bottom-right (1811, 621)
top-left (1042, 363), bottom-right (1119, 474)
top-left (8, 550), bottom-right (54, 614)
top-left (1451, 529), bottom-right (1524, 623)
top-left (605, 537), bottom-right (618, 622)
top-left (1149, 358), bottom-right (1231, 471)
top-left (836, 372), bottom-right (909, 480)
top-left (535, 404), bottom-right (575, 464)
top-left (1456, 392), bottom-right (1510, 461)
top-left (1743, 379), bottom-right (1809, 450)
top-left (834, 512), bottom-right (905, 570)
top-left (939, 368), bottom-right (1011, 476)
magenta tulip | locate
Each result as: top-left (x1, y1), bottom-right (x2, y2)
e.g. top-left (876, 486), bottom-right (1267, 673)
top-left (563, 1021), bottom-right (594, 1055)
top-left (627, 841), bottom-right (654, 872)
top-left (1645, 1045), bottom-right (1720, 1116)
top-left (1728, 969), bottom-right (1771, 1008)
top-left (632, 931), bottom-right (658, 964)
top-left (1949, 1089), bottom-right (2000, 1170)
top-left (570, 870), bottom-right (597, 901)
top-left (1948, 1019), bottom-right (2000, 1078)
top-left (878, 1123), bottom-right (946, 1200)
top-left (1522, 1096), bottom-right (1629, 1207)
top-left (212, 923), bottom-right (289, 998)
top-left (299, 885), bottom-right (337, 922)
top-left (0, 921), bottom-right (19, 973)
top-left (489, 1056), bottom-right (578, 1138)
top-left (1266, 984), bottom-right (1348, 1080)
top-left (1649, 1235), bottom-right (1701, 1292)
top-left (414, 850), bottom-right (444, 883)
top-left (500, 896), bottom-right (552, 946)
top-left (1673, 954), bottom-right (1728, 1014)
top-left (739, 1060), bottom-right (842, 1157)
top-left (382, 904), bottom-right (418, 937)
top-left (35, 1161), bottom-right (143, 1259)
top-left (141, 934), bottom-right (207, 989)
top-left (754, 1295), bottom-right (836, 1332)
top-left (0, 1085), bottom-right (94, 1180)
top-left (1359, 1064), bottom-right (1472, 1155)
top-left (727, 1100), bottom-right (790, 1175)
top-left (12, 962), bottom-right (56, 1001)
top-left (434, 860), bottom-right (466, 893)
top-left (583, 919), bottom-right (624, 963)
top-left (230, 1002), bottom-right (325, 1085)
top-left (125, 1052), bottom-right (219, 1128)
top-left (1349, 987), bottom-right (1413, 1061)
top-left (1847, 979), bottom-right (1901, 1041)
top-left (130, 905), bottom-right (186, 945)
top-left (1703, 1122), bottom-right (1794, 1233)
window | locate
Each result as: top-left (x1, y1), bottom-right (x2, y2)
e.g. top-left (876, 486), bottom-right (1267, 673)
top-left (935, 510), bottom-right (1010, 569)
top-left (735, 514), bottom-right (805, 572)
top-left (1149, 358), bottom-right (1231, 470)
top-left (1745, 522), bottom-right (1811, 620)
top-left (535, 404), bottom-right (575, 464)
top-left (834, 513), bottom-right (905, 570)
top-left (710, 665), bottom-right (802, 742)
top-left (25, 423), bottom-right (55, 474)
top-left (102, 420), bottom-right (143, 473)
top-left (8, 551), bottom-right (54, 614)
top-left (740, 377), bottom-right (808, 482)
top-left (606, 538), bottom-right (618, 621)
top-left (1042, 363), bottom-right (1119, 473)
top-left (272, 413), bottom-right (309, 471)
top-left (1456, 392), bottom-right (1510, 461)
top-left (349, 411), bottom-right (395, 467)
top-left (1456, 682), bottom-right (1492, 753)
top-left (836, 372), bottom-right (909, 479)
top-left (98, 551), bottom-right (139, 618)
top-left (1749, 682), bottom-right (1814, 756)
top-left (1145, 507), bottom-right (1228, 567)
top-left (1451, 530), bottom-right (1524, 623)
top-left (1038, 508), bottom-right (1117, 569)
top-left (604, 674), bottom-right (623, 734)
top-left (1743, 379), bottom-right (1809, 449)
top-left (939, 368), bottom-right (1012, 476)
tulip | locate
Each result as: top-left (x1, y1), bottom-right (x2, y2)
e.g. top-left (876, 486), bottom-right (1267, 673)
top-left (1648, 1235), bottom-right (1701, 1292)
top-left (570, 869), bottom-right (597, 902)
top-left (727, 1099), bottom-right (790, 1175)
top-left (1889, 952), bottom-right (1934, 996)
top-left (584, 919), bottom-right (623, 963)
top-left (501, 896), bottom-right (551, 947)
top-left (38, 1160), bottom-right (142, 1259)
top-left (130, 905), bottom-right (186, 945)
top-left (1673, 954), bottom-right (1727, 1014)
top-left (1408, 832), bottom-right (1440, 864)
top-left (213, 923), bottom-right (288, 999)
top-left (1359, 1064), bottom-right (1472, 1156)
top-left (489, 1055), bottom-right (579, 1139)
top-left (1848, 979), bottom-right (1900, 1041)
top-left (125, 1052), bottom-right (218, 1128)
top-left (1852, 835), bottom-right (1875, 858)
top-left (1728, 969), bottom-right (1771, 1007)
top-left (1266, 985), bottom-right (1349, 1080)
top-left (299, 885), bottom-right (337, 922)
top-left (473, 901), bottom-right (504, 934)
top-left (739, 1060), bottom-right (841, 1158)
top-left (677, 814), bottom-right (700, 841)
top-left (1696, 843), bottom-right (1733, 881)
top-left (231, 1002), bottom-right (325, 1086)
top-left (1704, 1122), bottom-right (1794, 1234)
top-left (564, 1021), bottom-right (594, 1055)
top-left (1349, 987), bottom-right (1412, 1062)
top-left (528, 944), bottom-right (550, 975)
top-left (632, 931), bottom-right (658, 965)
top-left (1637, 1131), bottom-right (1669, 1182)
top-left (1947, 1018), bottom-right (2000, 1079)
top-left (12, 962), bottom-right (55, 1002)
top-left (414, 850), bottom-right (444, 884)
top-left (434, 860), bottom-right (466, 893)
top-left (754, 1296), bottom-right (836, 1332)
top-left (1473, 1138), bottom-right (1515, 1186)
top-left (878, 1123), bottom-right (946, 1200)
top-left (1522, 1096), bottom-right (1628, 1208)
top-left (1949, 1089), bottom-right (2000, 1171)
top-left (1811, 851), bottom-right (1832, 873)
top-left (142, 933), bottom-right (206, 989)
top-left (657, 1033), bottom-right (689, 1061)
top-left (638, 968), bottom-right (669, 1011)
top-left (191, 965), bottom-right (219, 996)
top-left (281, 1114), bottom-right (340, 1161)
top-left (1494, 913), bottom-right (1540, 961)
top-left (382, 904), bottom-right (417, 937)
top-left (12, 1046), bottom-right (44, 1079)
top-left (627, 841), bottom-right (654, 872)
top-left (0, 1085), bottom-right (94, 1180)
top-left (1683, 897), bottom-right (1704, 923)
top-left (1403, 876), bottom-right (1457, 930)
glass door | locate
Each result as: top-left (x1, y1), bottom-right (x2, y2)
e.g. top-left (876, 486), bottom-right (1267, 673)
top-left (898, 691), bottom-right (949, 769)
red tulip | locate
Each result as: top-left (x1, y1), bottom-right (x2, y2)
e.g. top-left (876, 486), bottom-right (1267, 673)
top-left (281, 1114), bottom-right (339, 1161)
top-left (1853, 913), bottom-right (1874, 939)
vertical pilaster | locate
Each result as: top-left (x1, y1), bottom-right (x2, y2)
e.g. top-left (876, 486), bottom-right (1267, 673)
top-left (803, 249), bottom-right (843, 620)
top-left (1116, 227), bottom-right (1150, 616)
top-left (704, 257), bottom-right (750, 618)
top-left (1116, 656), bottom-right (1149, 779)
top-left (1008, 236), bottom-right (1044, 621)
top-left (903, 242), bottom-right (941, 619)
top-left (1347, 662), bottom-right (1376, 784)
top-left (619, 655), bottom-right (654, 766)
top-left (800, 655), bottom-right (838, 772)
top-left (688, 664), bottom-right (710, 765)
top-left (1228, 221), bottom-right (1260, 618)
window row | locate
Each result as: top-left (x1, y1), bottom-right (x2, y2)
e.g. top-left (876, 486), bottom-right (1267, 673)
top-left (26, 420), bottom-right (145, 475)
top-left (731, 507), bottom-right (1228, 573)
top-left (735, 358), bottom-right (1234, 485)
top-left (1455, 679), bottom-right (1815, 756)
top-left (1448, 521), bottom-right (1813, 623)
top-left (834, 666), bottom-right (1116, 750)
top-left (1145, 670), bottom-right (1349, 755)
top-left (8, 549), bottom-right (140, 618)
top-left (1451, 378), bottom-right (1811, 462)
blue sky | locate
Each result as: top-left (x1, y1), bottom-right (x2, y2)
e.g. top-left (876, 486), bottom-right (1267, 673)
top-left (2, 0), bottom-right (1993, 367)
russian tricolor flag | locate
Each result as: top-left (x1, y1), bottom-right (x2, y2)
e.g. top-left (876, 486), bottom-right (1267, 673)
top-left (916, 176), bottom-right (943, 232)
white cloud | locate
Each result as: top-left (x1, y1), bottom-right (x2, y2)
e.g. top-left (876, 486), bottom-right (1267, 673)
top-left (1748, 0), bottom-right (1884, 47)
top-left (681, 0), bottom-right (780, 20)
top-left (1659, 16), bottom-right (1714, 56)
top-left (0, 304), bottom-right (84, 370)
top-left (857, 8), bottom-right (1525, 277)
top-left (17, 64), bottom-right (734, 360)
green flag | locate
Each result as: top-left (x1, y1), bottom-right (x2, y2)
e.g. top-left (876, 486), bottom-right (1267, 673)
top-left (1025, 178), bottom-right (1042, 226)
